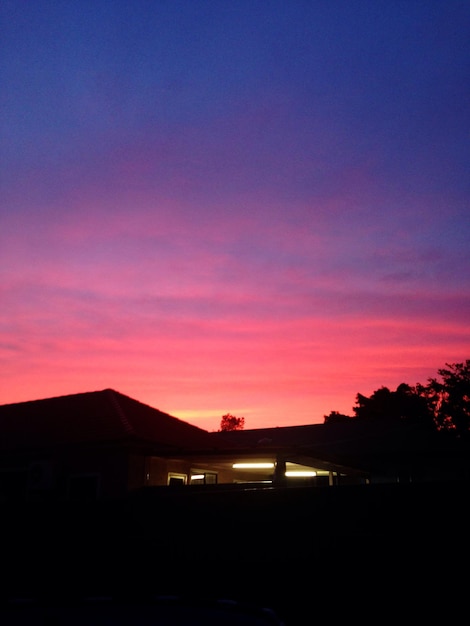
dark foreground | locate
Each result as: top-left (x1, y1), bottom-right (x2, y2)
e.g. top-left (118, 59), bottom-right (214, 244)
top-left (2, 481), bottom-right (470, 624)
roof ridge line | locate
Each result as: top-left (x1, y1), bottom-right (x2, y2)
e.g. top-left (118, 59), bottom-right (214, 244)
top-left (106, 389), bottom-right (134, 435)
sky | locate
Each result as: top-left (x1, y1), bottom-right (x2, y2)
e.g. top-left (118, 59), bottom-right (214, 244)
top-left (1, 0), bottom-right (469, 431)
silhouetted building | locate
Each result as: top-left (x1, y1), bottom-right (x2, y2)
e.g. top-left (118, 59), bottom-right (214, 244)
top-left (1, 388), bottom-right (466, 501)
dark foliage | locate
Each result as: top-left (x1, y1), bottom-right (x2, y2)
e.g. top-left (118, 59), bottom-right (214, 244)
top-left (353, 383), bottom-right (434, 428)
top-left (324, 360), bottom-right (470, 437)
top-left (323, 410), bottom-right (353, 424)
top-left (417, 360), bottom-right (470, 437)
top-left (219, 413), bottom-right (245, 431)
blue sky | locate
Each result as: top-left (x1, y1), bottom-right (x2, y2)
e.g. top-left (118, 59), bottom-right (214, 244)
top-left (1, 0), bottom-right (469, 430)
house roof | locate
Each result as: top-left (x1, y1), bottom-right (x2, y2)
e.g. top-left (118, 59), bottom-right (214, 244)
top-left (0, 389), bottom-right (218, 453)
top-left (211, 420), bottom-right (449, 474)
top-left (1, 389), bottom-right (458, 478)
top-left (212, 420), bottom-right (426, 448)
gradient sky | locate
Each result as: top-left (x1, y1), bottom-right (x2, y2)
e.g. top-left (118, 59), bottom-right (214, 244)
top-left (1, 0), bottom-right (469, 431)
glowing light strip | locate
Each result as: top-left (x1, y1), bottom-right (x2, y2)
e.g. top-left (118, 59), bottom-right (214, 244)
top-left (232, 463), bottom-right (275, 469)
top-left (285, 471), bottom-right (317, 477)
top-left (190, 474), bottom-right (205, 480)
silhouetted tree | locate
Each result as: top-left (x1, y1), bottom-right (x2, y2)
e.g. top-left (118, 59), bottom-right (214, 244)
top-left (219, 413), bottom-right (245, 431)
top-left (323, 410), bottom-right (353, 424)
top-left (322, 360), bottom-right (470, 436)
top-left (417, 360), bottom-right (470, 436)
top-left (353, 383), bottom-right (434, 428)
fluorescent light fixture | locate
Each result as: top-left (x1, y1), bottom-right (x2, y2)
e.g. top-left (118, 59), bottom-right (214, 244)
top-left (232, 463), bottom-right (274, 469)
top-left (285, 470), bottom-right (317, 477)
top-left (190, 474), bottom-right (205, 480)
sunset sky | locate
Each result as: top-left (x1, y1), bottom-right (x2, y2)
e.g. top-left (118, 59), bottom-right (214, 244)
top-left (1, 0), bottom-right (469, 431)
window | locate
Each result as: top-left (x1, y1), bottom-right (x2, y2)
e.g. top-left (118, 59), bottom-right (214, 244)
top-left (190, 472), bottom-right (217, 485)
top-left (167, 473), bottom-right (187, 486)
